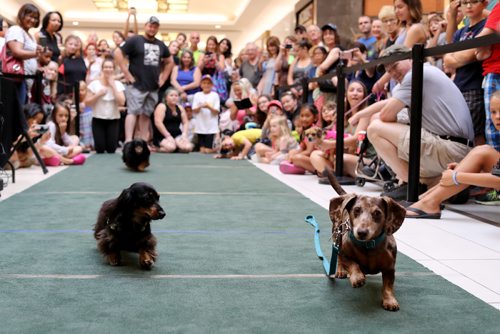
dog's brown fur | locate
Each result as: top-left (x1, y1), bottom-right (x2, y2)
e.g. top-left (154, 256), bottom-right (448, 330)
top-left (94, 182), bottom-right (165, 270)
top-left (305, 126), bottom-right (335, 162)
top-left (326, 167), bottom-right (405, 311)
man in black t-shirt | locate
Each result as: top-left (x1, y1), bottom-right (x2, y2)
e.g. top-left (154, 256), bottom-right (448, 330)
top-left (115, 16), bottom-right (173, 142)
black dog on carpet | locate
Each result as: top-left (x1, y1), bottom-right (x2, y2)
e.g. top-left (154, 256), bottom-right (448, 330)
top-left (94, 182), bottom-right (166, 269)
top-left (122, 139), bottom-right (150, 172)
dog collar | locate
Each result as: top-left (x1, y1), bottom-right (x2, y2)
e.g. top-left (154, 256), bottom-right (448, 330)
top-left (349, 231), bottom-right (386, 250)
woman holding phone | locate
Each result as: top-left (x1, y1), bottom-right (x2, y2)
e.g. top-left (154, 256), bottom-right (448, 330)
top-left (35, 11), bottom-right (63, 62)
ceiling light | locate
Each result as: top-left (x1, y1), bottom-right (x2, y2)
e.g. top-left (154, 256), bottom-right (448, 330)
top-left (93, 0), bottom-right (189, 13)
top-left (72, 21), bottom-right (79, 26)
top-left (215, 25), bottom-right (221, 29)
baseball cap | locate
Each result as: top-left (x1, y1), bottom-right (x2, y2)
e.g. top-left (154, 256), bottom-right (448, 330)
top-left (183, 102), bottom-right (192, 109)
top-left (321, 23), bottom-right (337, 32)
top-left (201, 74), bottom-right (213, 84)
top-left (268, 100), bottom-right (282, 110)
top-left (147, 16), bottom-right (160, 25)
top-left (376, 44), bottom-right (411, 73)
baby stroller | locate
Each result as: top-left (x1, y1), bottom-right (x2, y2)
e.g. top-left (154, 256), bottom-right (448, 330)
top-left (354, 131), bottom-right (398, 192)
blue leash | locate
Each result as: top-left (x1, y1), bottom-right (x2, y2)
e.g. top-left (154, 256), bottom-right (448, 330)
top-left (305, 215), bottom-right (338, 277)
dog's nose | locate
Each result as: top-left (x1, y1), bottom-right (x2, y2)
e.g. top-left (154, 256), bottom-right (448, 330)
top-left (157, 209), bottom-right (166, 219)
top-left (356, 229), bottom-right (368, 240)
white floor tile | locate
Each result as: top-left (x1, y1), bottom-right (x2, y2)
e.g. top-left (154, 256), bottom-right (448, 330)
top-left (440, 260), bottom-right (500, 295)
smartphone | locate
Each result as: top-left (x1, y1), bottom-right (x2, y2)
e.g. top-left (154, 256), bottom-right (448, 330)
top-left (285, 44), bottom-right (293, 50)
top-left (340, 50), bottom-right (353, 60)
top-left (39, 36), bottom-right (47, 48)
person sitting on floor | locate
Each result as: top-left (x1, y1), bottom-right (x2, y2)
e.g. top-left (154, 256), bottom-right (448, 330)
top-left (405, 90), bottom-right (500, 218)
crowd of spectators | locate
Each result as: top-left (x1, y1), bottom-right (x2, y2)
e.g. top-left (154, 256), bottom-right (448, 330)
top-left (1, 0), bottom-right (499, 213)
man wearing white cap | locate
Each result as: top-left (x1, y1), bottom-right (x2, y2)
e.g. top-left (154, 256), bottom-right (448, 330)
top-left (115, 16), bottom-right (174, 142)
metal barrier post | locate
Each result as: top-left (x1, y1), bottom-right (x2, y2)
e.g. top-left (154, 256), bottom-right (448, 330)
top-left (73, 81), bottom-right (80, 137)
top-left (334, 60), bottom-right (354, 185)
top-left (407, 44), bottom-right (425, 202)
top-left (33, 71), bottom-right (43, 105)
top-left (301, 77), bottom-right (308, 105)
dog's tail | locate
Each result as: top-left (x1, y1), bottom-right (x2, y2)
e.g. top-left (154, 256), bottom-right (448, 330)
top-left (325, 167), bottom-right (347, 196)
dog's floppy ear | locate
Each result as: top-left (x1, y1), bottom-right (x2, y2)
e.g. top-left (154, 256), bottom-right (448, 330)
top-left (381, 196), bottom-right (406, 235)
top-left (117, 186), bottom-right (134, 208)
top-left (329, 194), bottom-right (357, 225)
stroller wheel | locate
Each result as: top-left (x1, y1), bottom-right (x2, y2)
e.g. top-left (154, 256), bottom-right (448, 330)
top-left (355, 177), bottom-right (366, 187)
top-left (383, 181), bottom-right (395, 192)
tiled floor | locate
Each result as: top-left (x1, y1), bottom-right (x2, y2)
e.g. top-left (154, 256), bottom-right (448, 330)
top-left (1, 160), bottom-right (499, 311)
top-left (252, 162), bottom-right (500, 311)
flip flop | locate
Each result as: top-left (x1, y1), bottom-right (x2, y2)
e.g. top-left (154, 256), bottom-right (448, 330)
top-left (405, 207), bottom-right (441, 219)
top-left (400, 200), bottom-right (445, 210)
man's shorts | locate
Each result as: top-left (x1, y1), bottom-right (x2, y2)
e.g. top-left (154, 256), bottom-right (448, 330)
top-left (397, 127), bottom-right (471, 179)
top-left (463, 89), bottom-right (485, 137)
top-left (125, 86), bottom-right (158, 116)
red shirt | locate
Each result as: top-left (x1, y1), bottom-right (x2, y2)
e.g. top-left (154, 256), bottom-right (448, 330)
top-left (483, 4), bottom-right (500, 75)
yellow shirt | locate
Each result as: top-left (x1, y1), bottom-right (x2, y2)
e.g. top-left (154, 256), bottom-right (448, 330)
top-left (231, 129), bottom-right (262, 148)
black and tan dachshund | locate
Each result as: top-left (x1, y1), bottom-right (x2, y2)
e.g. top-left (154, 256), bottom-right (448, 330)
top-left (122, 139), bottom-right (150, 172)
top-left (94, 182), bottom-right (166, 269)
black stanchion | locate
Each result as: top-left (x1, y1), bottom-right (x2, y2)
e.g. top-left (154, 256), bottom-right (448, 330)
top-left (334, 60), bottom-right (354, 185)
top-left (73, 81), bottom-right (80, 137)
top-left (407, 44), bottom-right (425, 202)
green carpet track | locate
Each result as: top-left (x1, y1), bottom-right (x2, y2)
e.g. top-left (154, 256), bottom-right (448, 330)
top-left (0, 153), bottom-right (498, 333)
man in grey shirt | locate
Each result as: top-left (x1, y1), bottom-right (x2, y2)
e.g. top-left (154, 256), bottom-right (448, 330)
top-left (348, 45), bottom-right (473, 196)
top-left (239, 42), bottom-right (261, 88)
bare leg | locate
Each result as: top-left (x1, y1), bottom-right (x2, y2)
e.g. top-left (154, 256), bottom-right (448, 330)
top-left (291, 153), bottom-right (315, 173)
top-left (407, 145), bottom-right (500, 216)
top-left (309, 150), bottom-right (333, 175)
top-left (125, 114), bottom-right (137, 142)
top-left (136, 115), bottom-right (151, 142)
top-left (368, 120), bottom-right (410, 182)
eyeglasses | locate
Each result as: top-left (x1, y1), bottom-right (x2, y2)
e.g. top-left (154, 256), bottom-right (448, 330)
top-left (460, 0), bottom-right (484, 6)
top-left (381, 18), bottom-right (397, 24)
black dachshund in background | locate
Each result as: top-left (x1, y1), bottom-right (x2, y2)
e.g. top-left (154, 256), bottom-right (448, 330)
top-left (122, 139), bottom-right (150, 171)
top-left (94, 182), bottom-right (166, 269)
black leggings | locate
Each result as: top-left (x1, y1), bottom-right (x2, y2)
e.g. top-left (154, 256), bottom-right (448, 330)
top-left (92, 118), bottom-right (120, 153)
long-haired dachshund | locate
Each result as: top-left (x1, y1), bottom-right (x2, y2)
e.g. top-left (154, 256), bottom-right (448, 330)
top-left (94, 182), bottom-right (166, 269)
top-left (122, 139), bottom-right (150, 172)
top-left (325, 168), bottom-right (406, 311)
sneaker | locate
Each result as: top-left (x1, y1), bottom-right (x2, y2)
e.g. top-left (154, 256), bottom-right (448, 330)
top-left (381, 182), bottom-right (427, 201)
top-left (475, 190), bottom-right (500, 206)
top-left (361, 163), bottom-right (392, 181)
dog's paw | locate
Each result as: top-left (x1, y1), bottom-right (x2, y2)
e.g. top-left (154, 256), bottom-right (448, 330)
top-left (349, 273), bottom-right (366, 288)
top-left (382, 297), bottom-right (400, 311)
top-left (335, 269), bottom-right (348, 279)
top-left (140, 259), bottom-right (155, 270)
top-left (107, 253), bottom-right (121, 266)
top-left (139, 250), bottom-right (157, 270)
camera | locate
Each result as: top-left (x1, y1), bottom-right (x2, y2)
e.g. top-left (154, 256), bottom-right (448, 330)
top-left (285, 44), bottom-right (293, 50)
top-left (34, 124), bottom-right (49, 134)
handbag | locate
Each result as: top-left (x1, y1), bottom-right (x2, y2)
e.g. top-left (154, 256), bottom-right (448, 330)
top-left (1, 44), bottom-right (25, 77)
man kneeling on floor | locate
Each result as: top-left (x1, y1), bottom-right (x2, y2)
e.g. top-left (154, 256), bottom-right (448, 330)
top-left (349, 44), bottom-right (474, 200)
